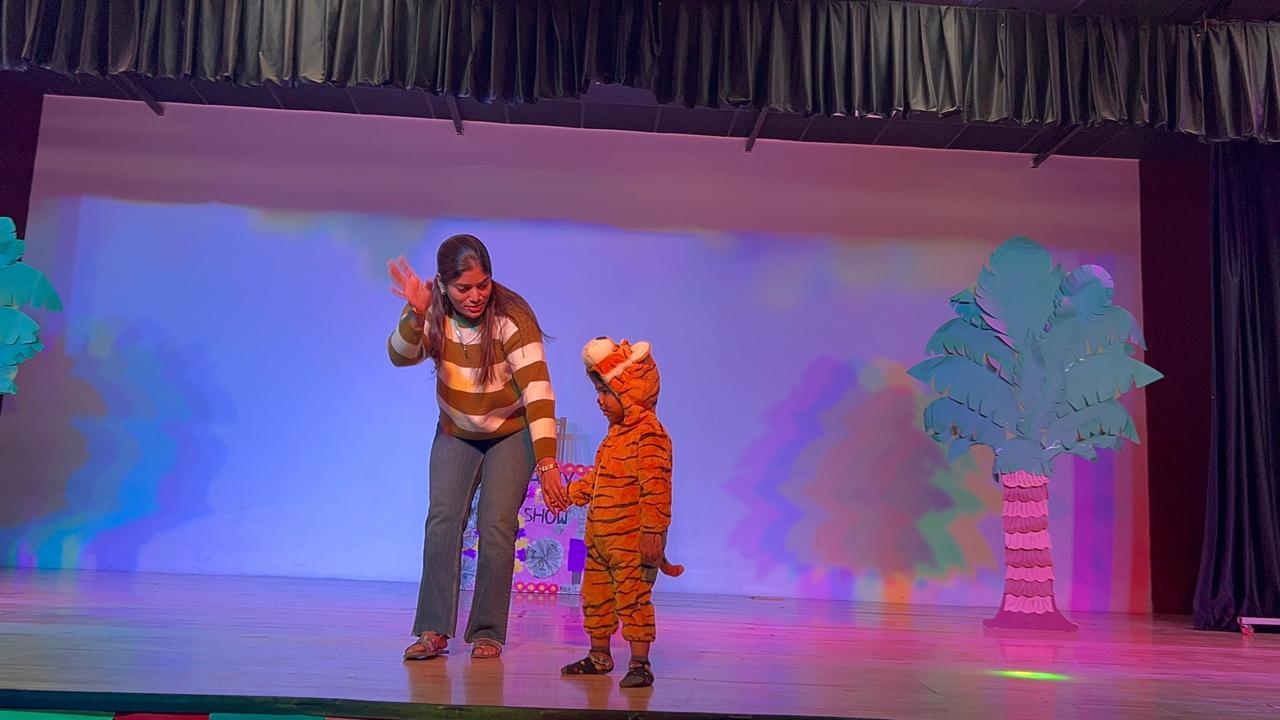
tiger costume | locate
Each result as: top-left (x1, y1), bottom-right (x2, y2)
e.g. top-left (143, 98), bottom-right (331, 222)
top-left (562, 337), bottom-right (681, 688)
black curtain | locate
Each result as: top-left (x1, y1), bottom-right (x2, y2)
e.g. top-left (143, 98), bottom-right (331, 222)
top-left (4, 0), bottom-right (1280, 142)
top-left (0, 0), bottom-right (660, 104)
top-left (1195, 142), bottom-right (1280, 631)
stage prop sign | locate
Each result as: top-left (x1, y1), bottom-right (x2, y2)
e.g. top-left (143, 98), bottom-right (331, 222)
top-left (0, 217), bottom-right (62, 395)
top-left (908, 237), bottom-right (1160, 631)
top-left (460, 462), bottom-right (591, 595)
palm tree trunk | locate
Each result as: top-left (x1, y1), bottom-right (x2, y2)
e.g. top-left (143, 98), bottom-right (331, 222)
top-left (984, 470), bottom-right (1078, 631)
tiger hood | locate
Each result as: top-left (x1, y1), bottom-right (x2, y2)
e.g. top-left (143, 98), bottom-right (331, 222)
top-left (582, 337), bottom-right (660, 426)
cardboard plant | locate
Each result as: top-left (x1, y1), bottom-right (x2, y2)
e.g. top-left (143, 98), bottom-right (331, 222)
top-left (0, 217), bottom-right (62, 395)
top-left (908, 237), bottom-right (1161, 631)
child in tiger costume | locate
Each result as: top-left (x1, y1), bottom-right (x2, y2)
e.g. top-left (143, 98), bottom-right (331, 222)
top-left (559, 337), bottom-right (682, 689)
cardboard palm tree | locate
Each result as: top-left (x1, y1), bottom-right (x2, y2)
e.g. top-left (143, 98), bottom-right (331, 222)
top-left (0, 217), bottom-right (62, 395)
top-left (909, 238), bottom-right (1160, 631)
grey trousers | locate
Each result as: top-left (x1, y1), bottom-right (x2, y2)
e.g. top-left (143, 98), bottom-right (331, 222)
top-left (411, 426), bottom-right (534, 644)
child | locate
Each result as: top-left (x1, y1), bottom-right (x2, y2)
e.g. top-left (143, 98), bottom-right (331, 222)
top-left (558, 337), bottom-right (682, 689)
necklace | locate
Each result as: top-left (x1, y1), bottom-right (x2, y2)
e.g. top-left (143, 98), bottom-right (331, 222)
top-left (451, 316), bottom-right (481, 357)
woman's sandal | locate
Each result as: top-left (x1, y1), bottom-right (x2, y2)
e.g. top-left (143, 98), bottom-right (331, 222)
top-left (471, 638), bottom-right (503, 659)
top-left (403, 632), bottom-right (448, 661)
top-left (560, 651), bottom-right (614, 675)
top-left (619, 660), bottom-right (654, 688)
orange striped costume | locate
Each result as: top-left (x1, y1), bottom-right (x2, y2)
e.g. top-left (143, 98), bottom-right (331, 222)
top-left (569, 338), bottom-right (680, 643)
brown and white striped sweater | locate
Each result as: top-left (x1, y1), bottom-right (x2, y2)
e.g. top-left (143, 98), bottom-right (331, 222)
top-left (388, 304), bottom-right (557, 459)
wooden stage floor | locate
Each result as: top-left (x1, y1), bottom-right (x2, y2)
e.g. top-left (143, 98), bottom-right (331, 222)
top-left (1, 570), bottom-right (1277, 719)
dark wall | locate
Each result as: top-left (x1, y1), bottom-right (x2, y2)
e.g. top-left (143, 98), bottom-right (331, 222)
top-left (1140, 147), bottom-right (1213, 615)
top-left (0, 78), bottom-right (43, 417)
top-left (0, 78), bottom-right (42, 235)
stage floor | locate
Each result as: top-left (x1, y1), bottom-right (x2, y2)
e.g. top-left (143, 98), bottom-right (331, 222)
top-left (0, 570), bottom-right (1277, 720)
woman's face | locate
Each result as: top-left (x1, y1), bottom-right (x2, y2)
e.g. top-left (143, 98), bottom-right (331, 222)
top-left (446, 265), bottom-right (492, 320)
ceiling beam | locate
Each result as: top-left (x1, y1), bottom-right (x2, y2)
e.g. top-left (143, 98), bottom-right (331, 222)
top-left (871, 114), bottom-right (894, 145)
top-left (1089, 125), bottom-right (1129, 157)
top-left (944, 123), bottom-right (970, 149)
top-left (185, 78), bottom-right (209, 104)
top-left (1031, 125), bottom-right (1083, 167)
top-left (445, 94), bottom-right (464, 135)
top-left (112, 74), bottom-right (164, 116)
top-left (264, 82), bottom-right (285, 109)
top-left (745, 108), bottom-right (769, 152)
top-left (798, 115), bottom-right (816, 142)
top-left (343, 88), bottom-right (362, 114)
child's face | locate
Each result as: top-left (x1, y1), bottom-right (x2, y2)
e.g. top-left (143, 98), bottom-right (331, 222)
top-left (592, 375), bottom-right (624, 423)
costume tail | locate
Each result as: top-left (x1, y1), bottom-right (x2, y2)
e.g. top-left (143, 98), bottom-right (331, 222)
top-left (660, 555), bottom-right (684, 577)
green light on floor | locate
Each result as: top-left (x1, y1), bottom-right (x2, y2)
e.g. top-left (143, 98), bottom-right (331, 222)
top-left (992, 670), bottom-right (1071, 681)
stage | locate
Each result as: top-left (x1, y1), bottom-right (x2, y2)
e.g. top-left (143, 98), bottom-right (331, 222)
top-left (0, 571), bottom-right (1275, 719)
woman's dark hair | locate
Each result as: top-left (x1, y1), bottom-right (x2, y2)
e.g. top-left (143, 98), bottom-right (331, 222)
top-left (425, 234), bottom-right (546, 386)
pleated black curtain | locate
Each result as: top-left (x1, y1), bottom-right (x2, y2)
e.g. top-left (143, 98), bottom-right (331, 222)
top-left (4, 0), bottom-right (1280, 142)
top-left (0, 0), bottom-right (661, 103)
top-left (1194, 142), bottom-right (1280, 631)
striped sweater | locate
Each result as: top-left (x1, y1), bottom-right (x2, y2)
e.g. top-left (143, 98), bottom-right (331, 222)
top-left (388, 303), bottom-right (557, 460)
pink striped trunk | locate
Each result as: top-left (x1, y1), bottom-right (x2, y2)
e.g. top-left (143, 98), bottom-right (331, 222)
top-left (984, 470), bottom-right (1078, 631)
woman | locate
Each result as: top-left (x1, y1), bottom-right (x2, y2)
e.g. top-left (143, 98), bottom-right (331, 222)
top-left (387, 234), bottom-right (568, 660)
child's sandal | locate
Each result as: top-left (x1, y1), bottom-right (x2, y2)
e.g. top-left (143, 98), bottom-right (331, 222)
top-left (619, 660), bottom-right (654, 688)
top-left (561, 652), bottom-right (614, 675)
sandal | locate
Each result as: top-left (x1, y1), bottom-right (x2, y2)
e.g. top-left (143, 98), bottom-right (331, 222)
top-left (561, 651), bottom-right (614, 675)
top-left (471, 638), bottom-right (503, 659)
top-left (403, 632), bottom-right (448, 661)
top-left (620, 659), bottom-right (654, 688)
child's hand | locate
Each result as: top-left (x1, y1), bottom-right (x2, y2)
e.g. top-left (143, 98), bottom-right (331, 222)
top-left (641, 532), bottom-right (664, 566)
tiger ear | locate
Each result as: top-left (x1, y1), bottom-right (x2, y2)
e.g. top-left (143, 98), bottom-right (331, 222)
top-left (631, 341), bottom-right (651, 363)
top-left (583, 337), bottom-right (617, 369)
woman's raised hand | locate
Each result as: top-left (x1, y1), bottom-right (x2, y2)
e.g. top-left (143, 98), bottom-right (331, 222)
top-left (388, 256), bottom-right (433, 315)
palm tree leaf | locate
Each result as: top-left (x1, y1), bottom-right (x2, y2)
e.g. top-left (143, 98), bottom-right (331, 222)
top-left (0, 217), bottom-right (23, 268)
top-left (1061, 352), bottom-right (1163, 413)
top-left (1045, 399), bottom-right (1139, 451)
top-left (950, 288), bottom-right (992, 329)
top-left (908, 356), bottom-right (1019, 428)
top-left (1062, 433), bottom-right (1126, 461)
top-left (924, 398), bottom-right (1019, 465)
top-left (923, 397), bottom-right (1011, 448)
top-left (992, 437), bottom-right (1055, 476)
top-left (923, 318), bottom-right (1015, 380)
top-left (1063, 443), bottom-right (1099, 461)
top-left (947, 439), bottom-right (975, 462)
top-left (974, 237), bottom-right (1064, 348)
top-left (1046, 306), bottom-right (1146, 362)
top-left (0, 340), bottom-right (43, 366)
top-left (0, 263), bottom-right (63, 311)
top-left (1, 365), bottom-right (17, 394)
top-left (1088, 306), bottom-right (1146, 350)
top-left (1053, 265), bottom-right (1115, 321)
top-left (0, 307), bottom-right (39, 344)
top-left (1013, 329), bottom-right (1065, 437)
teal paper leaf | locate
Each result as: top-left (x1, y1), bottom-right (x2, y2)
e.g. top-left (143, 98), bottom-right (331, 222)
top-left (974, 237), bottom-right (1064, 348)
top-left (0, 263), bottom-right (63, 310)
